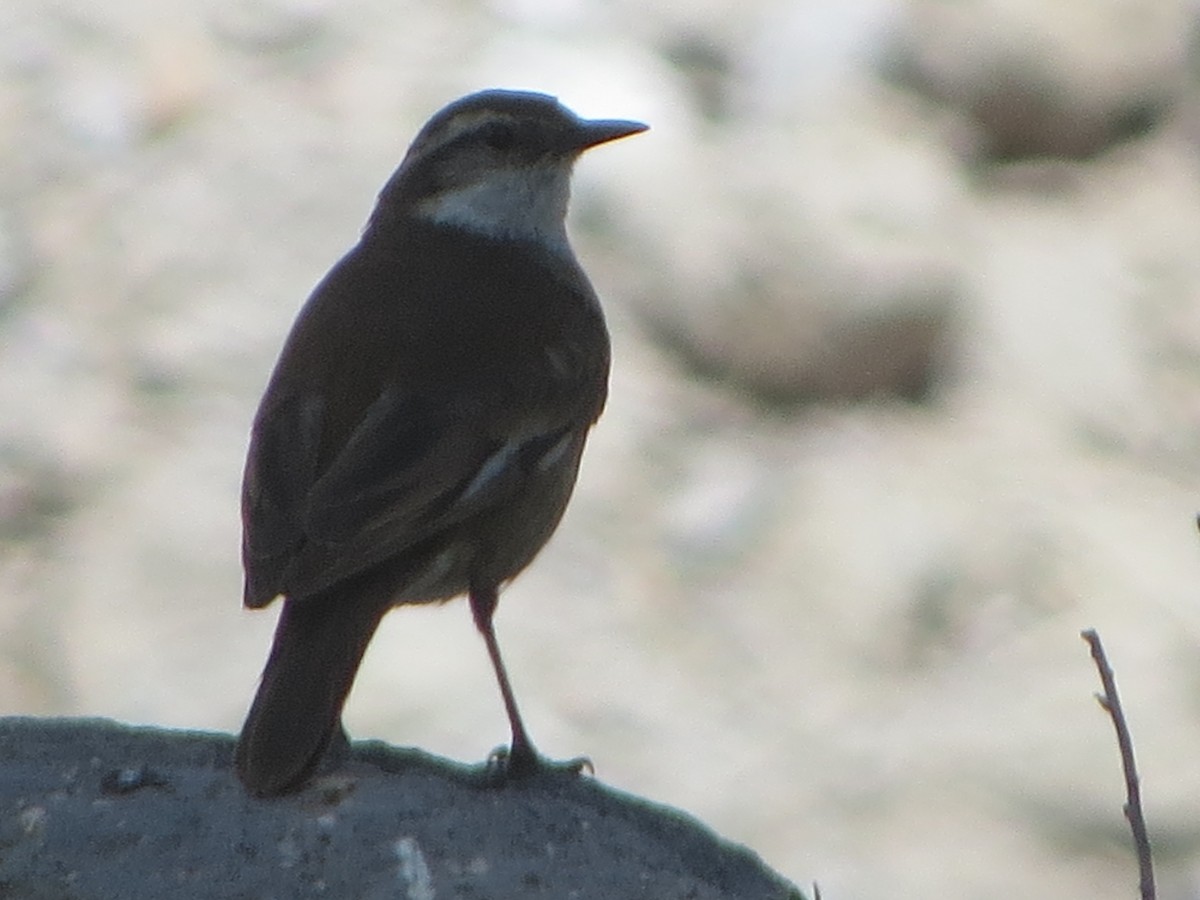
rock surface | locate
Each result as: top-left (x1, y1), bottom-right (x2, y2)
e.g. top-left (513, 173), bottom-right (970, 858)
top-left (0, 717), bottom-right (801, 900)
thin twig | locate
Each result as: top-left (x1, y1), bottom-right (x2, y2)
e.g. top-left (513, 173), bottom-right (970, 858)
top-left (1081, 628), bottom-right (1155, 900)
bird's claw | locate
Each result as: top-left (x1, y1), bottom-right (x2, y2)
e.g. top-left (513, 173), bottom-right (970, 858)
top-left (484, 744), bottom-right (592, 783)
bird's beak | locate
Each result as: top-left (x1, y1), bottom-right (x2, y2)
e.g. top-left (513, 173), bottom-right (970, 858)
top-left (573, 118), bottom-right (649, 151)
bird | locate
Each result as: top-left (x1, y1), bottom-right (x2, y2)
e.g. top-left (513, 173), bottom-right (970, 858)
top-left (233, 89), bottom-right (647, 797)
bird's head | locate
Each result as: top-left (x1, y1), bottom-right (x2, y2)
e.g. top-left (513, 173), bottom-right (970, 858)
top-left (371, 90), bottom-right (646, 251)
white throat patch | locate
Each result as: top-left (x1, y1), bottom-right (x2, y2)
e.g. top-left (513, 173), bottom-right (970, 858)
top-left (415, 164), bottom-right (573, 256)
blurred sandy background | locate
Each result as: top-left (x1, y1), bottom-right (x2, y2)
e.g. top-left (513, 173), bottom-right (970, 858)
top-left (4, 1), bottom-right (1200, 897)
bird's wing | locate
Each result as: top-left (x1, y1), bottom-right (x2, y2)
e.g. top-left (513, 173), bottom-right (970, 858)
top-left (242, 379), bottom-right (581, 607)
top-left (241, 391), bottom-right (322, 607)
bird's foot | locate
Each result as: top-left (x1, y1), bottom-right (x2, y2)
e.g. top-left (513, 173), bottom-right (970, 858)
top-left (484, 743), bottom-right (592, 783)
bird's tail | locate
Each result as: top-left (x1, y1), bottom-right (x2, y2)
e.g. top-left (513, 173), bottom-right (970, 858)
top-left (235, 593), bottom-right (387, 797)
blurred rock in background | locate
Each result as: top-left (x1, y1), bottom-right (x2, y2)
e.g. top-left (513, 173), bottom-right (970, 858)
top-left (3, 1), bottom-right (1200, 899)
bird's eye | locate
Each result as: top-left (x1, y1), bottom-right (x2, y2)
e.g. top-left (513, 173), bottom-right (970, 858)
top-left (482, 122), bottom-right (516, 152)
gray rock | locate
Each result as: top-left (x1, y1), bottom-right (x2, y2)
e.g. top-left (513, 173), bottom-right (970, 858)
top-left (0, 717), bottom-right (804, 900)
top-left (895, 0), bottom-right (1197, 158)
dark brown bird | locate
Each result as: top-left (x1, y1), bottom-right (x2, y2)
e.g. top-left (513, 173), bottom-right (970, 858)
top-left (233, 90), bottom-right (645, 797)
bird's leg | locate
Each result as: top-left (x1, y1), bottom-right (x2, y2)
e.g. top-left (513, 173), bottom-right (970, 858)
top-left (469, 583), bottom-right (539, 774)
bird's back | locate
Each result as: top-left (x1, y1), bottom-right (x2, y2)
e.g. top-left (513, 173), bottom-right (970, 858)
top-left (241, 219), bottom-right (610, 609)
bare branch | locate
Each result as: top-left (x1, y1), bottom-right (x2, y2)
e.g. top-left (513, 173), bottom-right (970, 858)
top-left (1081, 628), bottom-right (1155, 900)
